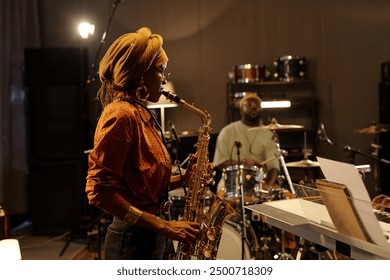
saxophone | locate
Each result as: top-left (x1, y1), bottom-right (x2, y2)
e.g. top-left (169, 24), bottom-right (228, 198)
top-left (161, 90), bottom-right (234, 260)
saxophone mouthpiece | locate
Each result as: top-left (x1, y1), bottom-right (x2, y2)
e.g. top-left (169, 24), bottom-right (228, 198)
top-left (161, 90), bottom-right (181, 103)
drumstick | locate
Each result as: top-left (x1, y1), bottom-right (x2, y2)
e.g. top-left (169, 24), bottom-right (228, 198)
top-left (259, 150), bottom-right (287, 166)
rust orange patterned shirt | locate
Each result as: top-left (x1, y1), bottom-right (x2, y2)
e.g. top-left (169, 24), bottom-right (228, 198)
top-left (86, 100), bottom-right (172, 218)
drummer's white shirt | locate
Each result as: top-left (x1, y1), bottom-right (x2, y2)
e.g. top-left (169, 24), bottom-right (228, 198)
top-left (213, 121), bottom-right (280, 193)
top-left (213, 121), bottom-right (280, 171)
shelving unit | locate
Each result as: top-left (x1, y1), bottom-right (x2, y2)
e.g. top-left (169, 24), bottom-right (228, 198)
top-left (226, 79), bottom-right (318, 163)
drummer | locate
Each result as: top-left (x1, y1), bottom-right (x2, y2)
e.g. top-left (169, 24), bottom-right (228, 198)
top-left (213, 93), bottom-right (280, 194)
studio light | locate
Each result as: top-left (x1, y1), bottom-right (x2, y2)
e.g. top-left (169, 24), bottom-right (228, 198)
top-left (78, 22), bottom-right (95, 39)
top-left (261, 100), bottom-right (291, 109)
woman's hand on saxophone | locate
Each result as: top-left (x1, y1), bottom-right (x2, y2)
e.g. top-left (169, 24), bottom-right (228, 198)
top-left (134, 210), bottom-right (200, 243)
top-left (162, 220), bottom-right (200, 243)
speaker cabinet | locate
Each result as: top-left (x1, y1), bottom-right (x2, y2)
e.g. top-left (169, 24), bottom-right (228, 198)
top-left (379, 78), bottom-right (390, 196)
top-left (379, 133), bottom-right (390, 196)
top-left (25, 86), bottom-right (86, 160)
top-left (24, 48), bottom-right (89, 161)
top-left (24, 48), bottom-right (90, 234)
top-left (24, 48), bottom-right (88, 87)
top-left (379, 81), bottom-right (390, 124)
top-left (29, 160), bottom-right (84, 235)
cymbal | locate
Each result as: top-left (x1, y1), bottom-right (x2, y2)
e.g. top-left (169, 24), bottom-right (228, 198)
top-left (286, 159), bottom-right (320, 168)
top-left (249, 118), bottom-right (304, 131)
top-left (354, 123), bottom-right (390, 134)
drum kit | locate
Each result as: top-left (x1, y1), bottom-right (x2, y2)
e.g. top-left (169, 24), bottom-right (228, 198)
top-left (169, 116), bottom-right (318, 259)
top-left (228, 55), bottom-right (307, 84)
top-left (169, 110), bottom-right (390, 259)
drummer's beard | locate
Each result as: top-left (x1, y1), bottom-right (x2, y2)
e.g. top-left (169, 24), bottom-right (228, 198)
top-left (244, 110), bottom-right (261, 126)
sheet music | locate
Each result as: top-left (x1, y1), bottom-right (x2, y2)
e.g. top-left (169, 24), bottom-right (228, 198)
top-left (262, 198), bottom-right (334, 227)
top-left (316, 157), bottom-right (390, 247)
top-left (315, 180), bottom-right (370, 241)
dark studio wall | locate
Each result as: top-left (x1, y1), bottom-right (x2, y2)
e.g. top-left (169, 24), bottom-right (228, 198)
top-left (37, 0), bottom-right (390, 197)
top-left (5, 0), bottom-right (390, 228)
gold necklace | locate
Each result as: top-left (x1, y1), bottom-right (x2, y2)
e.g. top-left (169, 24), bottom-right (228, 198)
top-left (244, 129), bottom-right (259, 154)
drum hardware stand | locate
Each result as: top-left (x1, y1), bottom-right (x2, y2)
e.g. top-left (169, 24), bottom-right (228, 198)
top-left (274, 230), bottom-right (294, 260)
top-left (255, 150), bottom-right (286, 200)
top-left (59, 212), bottom-right (109, 259)
top-left (257, 236), bottom-right (273, 260)
top-left (295, 237), bottom-right (335, 260)
top-left (272, 131), bottom-right (296, 196)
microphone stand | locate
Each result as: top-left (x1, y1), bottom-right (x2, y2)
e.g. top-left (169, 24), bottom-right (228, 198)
top-left (318, 123), bottom-right (390, 194)
top-left (236, 143), bottom-right (248, 260)
top-left (167, 121), bottom-right (187, 196)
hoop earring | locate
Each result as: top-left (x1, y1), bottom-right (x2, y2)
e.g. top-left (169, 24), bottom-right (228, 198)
top-left (136, 78), bottom-right (149, 100)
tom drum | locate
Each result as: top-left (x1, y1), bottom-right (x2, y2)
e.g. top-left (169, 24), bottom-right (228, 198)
top-left (228, 64), bottom-right (270, 83)
top-left (273, 55), bottom-right (306, 82)
top-left (221, 165), bottom-right (263, 206)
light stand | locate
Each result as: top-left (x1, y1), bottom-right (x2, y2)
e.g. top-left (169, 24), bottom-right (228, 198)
top-left (86, 0), bottom-right (123, 85)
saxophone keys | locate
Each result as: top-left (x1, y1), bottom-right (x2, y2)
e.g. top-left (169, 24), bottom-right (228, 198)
top-left (202, 245), bottom-right (212, 259)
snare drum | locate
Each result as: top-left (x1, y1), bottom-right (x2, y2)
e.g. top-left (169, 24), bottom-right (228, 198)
top-left (273, 55), bottom-right (306, 81)
top-left (221, 165), bottom-right (262, 206)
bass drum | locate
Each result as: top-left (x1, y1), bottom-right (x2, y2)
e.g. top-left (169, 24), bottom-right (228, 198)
top-left (216, 218), bottom-right (258, 260)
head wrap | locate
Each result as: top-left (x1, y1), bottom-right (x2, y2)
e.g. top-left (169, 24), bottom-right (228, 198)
top-left (99, 27), bottom-right (168, 90)
top-left (239, 93), bottom-right (262, 108)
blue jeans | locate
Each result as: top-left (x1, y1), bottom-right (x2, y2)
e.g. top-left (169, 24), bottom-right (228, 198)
top-left (103, 216), bottom-right (174, 260)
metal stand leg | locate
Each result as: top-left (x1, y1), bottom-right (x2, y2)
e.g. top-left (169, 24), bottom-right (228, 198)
top-left (273, 131), bottom-right (296, 196)
top-left (238, 168), bottom-right (248, 260)
top-left (275, 230), bottom-right (294, 260)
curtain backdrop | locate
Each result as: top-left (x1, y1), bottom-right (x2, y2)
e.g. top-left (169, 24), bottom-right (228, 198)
top-left (0, 0), bottom-right (40, 214)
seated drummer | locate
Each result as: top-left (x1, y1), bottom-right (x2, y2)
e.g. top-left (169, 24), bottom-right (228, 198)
top-left (213, 93), bottom-right (280, 196)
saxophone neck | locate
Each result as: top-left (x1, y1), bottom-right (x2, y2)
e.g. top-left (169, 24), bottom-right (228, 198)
top-left (161, 90), bottom-right (181, 104)
top-left (161, 90), bottom-right (211, 127)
